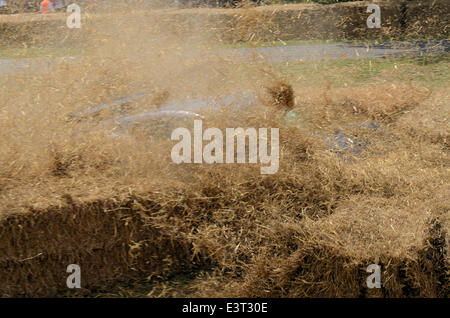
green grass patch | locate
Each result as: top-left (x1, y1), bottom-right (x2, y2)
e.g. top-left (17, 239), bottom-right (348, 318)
top-left (0, 46), bottom-right (85, 59)
top-left (224, 39), bottom-right (354, 49)
top-left (225, 36), bottom-right (447, 49)
top-left (277, 54), bottom-right (450, 88)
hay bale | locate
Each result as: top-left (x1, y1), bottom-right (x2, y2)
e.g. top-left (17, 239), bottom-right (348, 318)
top-left (240, 196), bottom-right (448, 297)
top-left (0, 194), bottom-right (195, 297)
top-left (1, 1), bottom-right (448, 46)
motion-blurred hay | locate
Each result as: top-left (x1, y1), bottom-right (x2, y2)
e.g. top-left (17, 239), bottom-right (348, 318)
top-left (0, 1), bottom-right (448, 298)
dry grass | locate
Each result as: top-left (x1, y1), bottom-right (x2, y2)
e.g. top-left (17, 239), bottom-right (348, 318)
top-left (0, 2), bottom-right (448, 298)
top-left (265, 80), bottom-right (295, 111)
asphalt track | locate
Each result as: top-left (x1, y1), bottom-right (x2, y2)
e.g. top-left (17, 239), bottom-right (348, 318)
top-left (1, 40), bottom-right (448, 75)
top-left (219, 39), bottom-right (449, 63)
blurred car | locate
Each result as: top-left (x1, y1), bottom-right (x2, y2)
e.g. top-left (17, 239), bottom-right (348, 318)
top-left (70, 90), bottom-right (391, 161)
top-left (103, 110), bottom-right (205, 139)
top-left (68, 92), bottom-right (207, 139)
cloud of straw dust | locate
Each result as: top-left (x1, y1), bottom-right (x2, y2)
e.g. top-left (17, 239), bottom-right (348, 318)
top-left (0, 1), bottom-right (281, 199)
